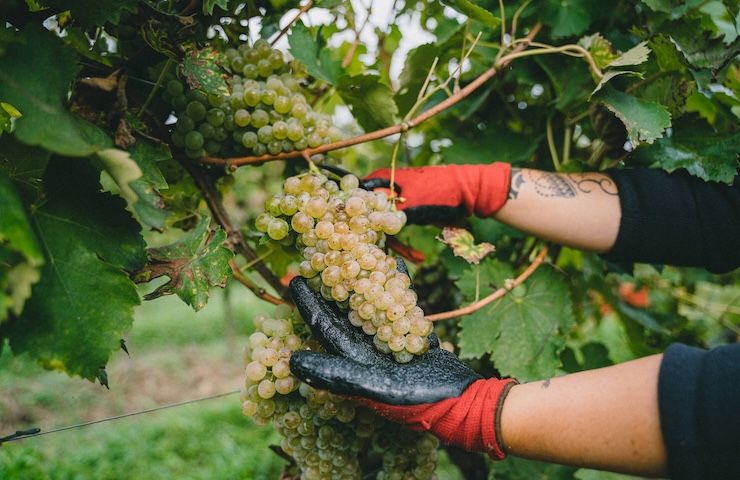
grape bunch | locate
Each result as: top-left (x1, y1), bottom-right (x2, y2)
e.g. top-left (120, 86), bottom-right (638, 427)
top-left (241, 304), bottom-right (440, 479)
top-left (255, 171), bottom-right (435, 363)
top-left (162, 38), bottom-right (343, 160)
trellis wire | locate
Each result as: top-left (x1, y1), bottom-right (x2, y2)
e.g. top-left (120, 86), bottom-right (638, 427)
top-left (0, 389), bottom-right (241, 445)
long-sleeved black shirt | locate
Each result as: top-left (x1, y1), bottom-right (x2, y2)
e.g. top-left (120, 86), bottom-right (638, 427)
top-left (602, 168), bottom-right (740, 479)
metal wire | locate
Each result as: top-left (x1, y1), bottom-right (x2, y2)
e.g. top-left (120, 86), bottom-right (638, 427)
top-left (0, 389), bottom-right (241, 445)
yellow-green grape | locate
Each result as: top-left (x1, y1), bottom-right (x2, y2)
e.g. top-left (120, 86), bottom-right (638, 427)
top-left (256, 172), bottom-right (434, 364)
top-left (165, 39), bottom-right (345, 160)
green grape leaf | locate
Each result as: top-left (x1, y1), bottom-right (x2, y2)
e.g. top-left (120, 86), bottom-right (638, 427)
top-left (0, 135), bottom-right (49, 204)
top-left (457, 261), bottom-right (576, 381)
top-left (440, 0), bottom-right (501, 29)
top-left (0, 102), bottom-right (21, 136)
top-left (678, 281), bottom-right (740, 345)
top-left (203, 0), bottom-right (229, 15)
top-left (607, 41), bottom-right (650, 67)
top-left (139, 216), bottom-right (234, 311)
top-left (0, 170), bottom-right (44, 322)
top-left (591, 70), bottom-right (644, 97)
top-left (37, 0), bottom-right (138, 27)
top-left (579, 34), bottom-right (620, 69)
top-left (0, 158), bottom-right (146, 381)
top-left (336, 74), bottom-right (399, 132)
top-left (631, 116), bottom-right (740, 183)
top-left (180, 46), bottom-right (230, 97)
top-left (542, 0), bottom-right (592, 37)
top-left (594, 85), bottom-right (671, 145)
top-left (664, 17), bottom-right (740, 69)
top-left (441, 128), bottom-right (540, 166)
top-left (127, 141), bottom-right (171, 230)
top-left (437, 227), bottom-right (495, 265)
top-left (649, 34), bottom-right (691, 72)
top-left (395, 43), bottom-right (439, 117)
top-left (289, 22), bottom-right (340, 85)
top-left (0, 27), bottom-right (111, 156)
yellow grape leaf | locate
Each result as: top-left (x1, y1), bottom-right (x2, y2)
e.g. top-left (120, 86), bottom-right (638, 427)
top-left (437, 227), bottom-right (495, 265)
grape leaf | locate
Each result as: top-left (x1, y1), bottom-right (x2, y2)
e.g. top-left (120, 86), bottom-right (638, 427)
top-left (0, 101), bottom-right (21, 136)
top-left (631, 116), bottom-right (740, 183)
top-left (437, 227), bottom-right (495, 265)
top-left (37, 0), bottom-right (138, 27)
top-left (0, 157), bottom-right (146, 381)
top-left (0, 27), bottom-right (111, 156)
top-left (678, 281), bottom-right (740, 346)
top-left (607, 41), bottom-right (650, 67)
top-left (579, 34), bottom-right (620, 69)
top-left (336, 74), bottom-right (399, 132)
top-left (440, 0), bottom-right (501, 29)
top-left (180, 46), bottom-right (230, 97)
top-left (594, 85), bottom-right (671, 145)
top-left (542, 0), bottom-right (592, 37)
top-left (203, 0), bottom-right (228, 15)
top-left (457, 261), bottom-right (576, 381)
top-left (0, 170), bottom-right (44, 322)
top-left (395, 43), bottom-right (439, 117)
top-left (0, 135), bottom-right (49, 204)
top-left (127, 141), bottom-right (171, 230)
top-left (140, 216), bottom-right (233, 311)
top-left (289, 22), bottom-right (340, 85)
top-left (441, 128), bottom-right (540, 166)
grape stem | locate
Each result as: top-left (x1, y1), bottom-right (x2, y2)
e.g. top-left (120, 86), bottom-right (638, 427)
top-left (271, 0), bottom-right (314, 47)
top-left (199, 23), bottom-right (543, 169)
top-left (177, 157), bottom-right (288, 298)
top-left (229, 259), bottom-right (289, 306)
top-left (426, 244), bottom-right (549, 322)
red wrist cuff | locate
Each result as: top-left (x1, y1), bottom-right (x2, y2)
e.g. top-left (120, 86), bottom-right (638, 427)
top-left (355, 377), bottom-right (518, 460)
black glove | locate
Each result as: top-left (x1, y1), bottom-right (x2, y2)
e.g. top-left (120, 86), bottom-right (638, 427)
top-left (288, 261), bottom-right (518, 459)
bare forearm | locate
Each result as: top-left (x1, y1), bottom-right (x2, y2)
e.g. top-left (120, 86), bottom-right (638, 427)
top-left (494, 169), bottom-right (621, 253)
top-left (500, 354), bottom-right (668, 478)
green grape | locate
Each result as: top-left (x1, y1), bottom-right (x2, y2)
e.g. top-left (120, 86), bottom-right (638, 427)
top-left (242, 63), bottom-right (259, 79)
top-left (251, 109), bottom-right (270, 128)
top-left (184, 130), bottom-right (204, 150)
top-left (175, 115), bottom-right (195, 133)
top-left (243, 87), bottom-right (261, 107)
top-left (171, 94), bottom-right (188, 111)
top-left (234, 109), bottom-right (251, 127)
top-left (274, 96), bottom-right (292, 114)
top-left (257, 125), bottom-right (273, 144)
top-left (242, 131), bottom-right (259, 148)
top-left (206, 108), bottom-right (225, 126)
top-left (198, 122), bottom-right (215, 139)
top-left (261, 89), bottom-right (277, 106)
top-left (272, 121), bottom-right (288, 140)
top-left (268, 140), bottom-right (283, 155)
top-left (257, 58), bottom-right (273, 77)
top-left (166, 79), bottom-right (184, 96)
top-left (186, 101), bottom-right (206, 121)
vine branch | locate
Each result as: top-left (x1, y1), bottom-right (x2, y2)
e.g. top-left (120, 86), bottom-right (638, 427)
top-left (177, 157), bottom-right (288, 298)
top-left (200, 23), bottom-right (543, 169)
top-left (427, 245), bottom-right (549, 322)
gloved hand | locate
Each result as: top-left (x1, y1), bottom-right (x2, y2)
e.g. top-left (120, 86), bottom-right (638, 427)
top-left (362, 163), bottom-right (512, 225)
top-left (288, 266), bottom-right (518, 460)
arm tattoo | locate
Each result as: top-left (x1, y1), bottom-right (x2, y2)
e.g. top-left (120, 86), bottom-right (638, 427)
top-left (542, 378), bottom-right (551, 389)
top-left (509, 169), bottom-right (525, 200)
top-left (510, 169), bottom-right (618, 199)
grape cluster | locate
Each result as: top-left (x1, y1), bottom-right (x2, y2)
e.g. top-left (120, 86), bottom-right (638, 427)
top-left (255, 171), bottom-right (435, 363)
top-left (162, 38), bottom-right (343, 159)
top-left (241, 305), bottom-right (440, 479)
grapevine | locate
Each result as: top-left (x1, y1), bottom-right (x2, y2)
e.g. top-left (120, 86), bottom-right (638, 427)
top-left (241, 304), bottom-right (441, 480)
top-left (162, 39), bottom-right (343, 161)
top-left (256, 170), bottom-right (435, 363)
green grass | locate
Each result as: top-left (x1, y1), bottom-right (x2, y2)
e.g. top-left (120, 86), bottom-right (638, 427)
top-left (0, 286), bottom-right (465, 479)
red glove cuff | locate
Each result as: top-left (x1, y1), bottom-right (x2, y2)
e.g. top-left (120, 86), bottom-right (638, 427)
top-left (364, 163), bottom-right (512, 218)
top-left (355, 378), bottom-right (518, 460)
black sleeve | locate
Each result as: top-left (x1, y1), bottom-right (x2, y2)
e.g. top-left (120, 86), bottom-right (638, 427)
top-left (658, 343), bottom-right (740, 480)
top-left (600, 168), bottom-right (740, 273)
